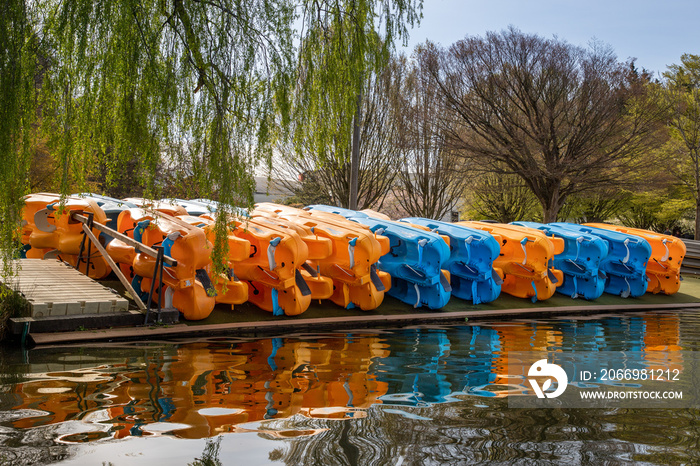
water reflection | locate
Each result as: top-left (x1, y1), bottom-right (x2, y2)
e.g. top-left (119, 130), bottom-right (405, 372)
top-left (3, 337), bottom-right (389, 440)
top-left (0, 311), bottom-right (696, 464)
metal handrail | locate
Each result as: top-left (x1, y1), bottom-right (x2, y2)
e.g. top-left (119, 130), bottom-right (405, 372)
top-left (71, 212), bottom-right (179, 319)
top-left (71, 212), bottom-right (177, 266)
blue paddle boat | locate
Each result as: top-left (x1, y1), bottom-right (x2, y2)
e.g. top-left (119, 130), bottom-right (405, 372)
top-left (401, 218), bottom-right (502, 305)
top-left (513, 221), bottom-right (609, 300)
top-left (549, 223), bottom-right (651, 298)
top-left (306, 205), bottom-right (451, 309)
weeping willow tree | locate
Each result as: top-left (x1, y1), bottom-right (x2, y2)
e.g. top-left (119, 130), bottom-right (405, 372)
top-left (0, 1), bottom-right (38, 276)
top-left (0, 0), bottom-right (422, 275)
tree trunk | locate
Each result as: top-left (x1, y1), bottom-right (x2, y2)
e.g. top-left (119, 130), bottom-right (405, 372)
top-left (348, 93), bottom-right (362, 210)
top-left (695, 157), bottom-right (700, 239)
top-left (695, 199), bottom-right (700, 240)
top-left (542, 204), bottom-right (559, 223)
top-left (539, 189), bottom-right (563, 223)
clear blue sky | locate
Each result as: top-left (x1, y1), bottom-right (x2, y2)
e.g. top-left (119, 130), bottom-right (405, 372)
top-left (400, 0), bottom-right (699, 76)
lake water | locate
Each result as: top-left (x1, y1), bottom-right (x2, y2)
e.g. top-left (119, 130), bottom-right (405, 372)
top-left (1, 310), bottom-right (700, 465)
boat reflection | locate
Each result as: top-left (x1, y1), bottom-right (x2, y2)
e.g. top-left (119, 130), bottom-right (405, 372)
top-left (3, 312), bottom-right (683, 440)
top-left (8, 336), bottom-right (389, 439)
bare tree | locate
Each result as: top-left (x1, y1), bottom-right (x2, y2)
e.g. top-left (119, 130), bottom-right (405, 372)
top-left (275, 64), bottom-right (400, 210)
top-left (424, 28), bottom-right (663, 222)
top-left (392, 52), bottom-right (470, 219)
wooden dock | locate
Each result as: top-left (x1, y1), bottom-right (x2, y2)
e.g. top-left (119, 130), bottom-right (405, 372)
top-left (3, 259), bottom-right (129, 317)
top-left (6, 260), bottom-right (700, 347)
top-left (28, 301), bottom-right (700, 346)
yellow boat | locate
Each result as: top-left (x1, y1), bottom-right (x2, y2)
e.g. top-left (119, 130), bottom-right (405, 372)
top-left (202, 212), bottom-right (305, 286)
top-left (584, 223), bottom-right (686, 295)
top-left (201, 212), bottom-right (317, 316)
top-left (458, 221), bottom-right (564, 302)
top-left (251, 211), bottom-right (334, 261)
top-left (254, 204), bottom-right (391, 310)
top-left (104, 236), bottom-right (137, 280)
top-left (245, 280), bottom-right (312, 316)
top-left (122, 198), bottom-right (188, 217)
top-left (177, 215), bottom-right (250, 307)
top-left (22, 193), bottom-right (60, 251)
top-left (248, 213), bottom-right (335, 301)
top-left (256, 205), bottom-right (389, 282)
top-left (118, 208), bottom-right (216, 320)
top-left (23, 193), bottom-right (112, 279)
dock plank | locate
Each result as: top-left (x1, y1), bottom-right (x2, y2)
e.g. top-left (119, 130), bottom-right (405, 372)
top-left (29, 301), bottom-right (700, 345)
top-left (2, 259), bottom-right (129, 318)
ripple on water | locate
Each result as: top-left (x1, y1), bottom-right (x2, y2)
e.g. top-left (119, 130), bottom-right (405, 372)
top-left (198, 407), bottom-right (244, 416)
top-left (0, 309), bottom-right (699, 464)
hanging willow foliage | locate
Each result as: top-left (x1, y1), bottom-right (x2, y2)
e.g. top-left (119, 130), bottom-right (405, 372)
top-left (0, 0), bottom-right (37, 277)
top-left (294, 2), bottom-right (384, 162)
top-left (0, 0), bottom-right (422, 276)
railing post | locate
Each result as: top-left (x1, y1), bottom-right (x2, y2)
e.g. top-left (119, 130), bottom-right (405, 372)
top-left (144, 245), bottom-right (165, 325)
top-left (85, 213), bottom-right (94, 275)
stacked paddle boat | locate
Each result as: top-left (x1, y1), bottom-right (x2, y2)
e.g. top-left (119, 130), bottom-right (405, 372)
top-left (116, 208), bottom-right (218, 319)
top-left (254, 203), bottom-right (392, 310)
top-left (307, 205), bottom-right (452, 309)
top-left (22, 193), bottom-right (113, 279)
top-left (549, 223), bottom-right (652, 298)
top-left (512, 222), bottom-right (609, 300)
top-left (105, 199), bottom-right (203, 280)
top-left (457, 222), bottom-right (564, 302)
top-left (72, 193), bottom-right (137, 234)
top-left (165, 199), bottom-right (217, 217)
top-left (176, 215), bottom-right (250, 309)
top-left (122, 198), bottom-right (188, 217)
top-left (583, 224), bottom-right (685, 295)
top-left (21, 192), bottom-right (64, 260)
top-left (200, 210), bottom-right (316, 316)
top-left (400, 218), bottom-right (502, 305)
top-left (71, 194), bottom-right (139, 281)
top-left (17, 193), bottom-right (693, 323)
top-left (245, 212), bottom-right (335, 303)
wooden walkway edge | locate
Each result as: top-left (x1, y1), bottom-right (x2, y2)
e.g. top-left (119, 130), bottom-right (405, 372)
top-left (3, 259), bottom-right (129, 317)
top-left (29, 301), bottom-right (700, 345)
